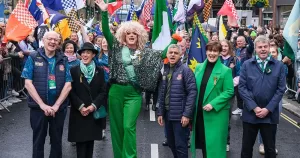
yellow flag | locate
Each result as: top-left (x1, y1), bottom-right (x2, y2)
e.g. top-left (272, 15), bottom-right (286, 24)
top-left (219, 16), bottom-right (227, 41)
top-left (55, 19), bottom-right (72, 41)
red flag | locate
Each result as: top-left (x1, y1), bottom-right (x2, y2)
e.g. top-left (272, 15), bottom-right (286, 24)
top-left (107, 1), bottom-right (123, 15)
top-left (217, 0), bottom-right (238, 27)
top-left (5, 1), bottom-right (38, 42)
top-left (140, 0), bottom-right (154, 32)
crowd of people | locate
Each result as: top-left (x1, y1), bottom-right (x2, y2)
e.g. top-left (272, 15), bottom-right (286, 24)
top-left (1, 0), bottom-right (300, 158)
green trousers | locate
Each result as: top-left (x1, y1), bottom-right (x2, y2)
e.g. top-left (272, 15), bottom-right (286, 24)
top-left (108, 84), bottom-right (142, 158)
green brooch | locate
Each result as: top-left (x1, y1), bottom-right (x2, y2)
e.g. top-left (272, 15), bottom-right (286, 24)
top-left (265, 67), bottom-right (272, 74)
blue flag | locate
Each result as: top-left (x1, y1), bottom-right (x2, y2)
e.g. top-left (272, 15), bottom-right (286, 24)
top-left (151, 2), bottom-right (155, 15)
top-left (166, 0), bottom-right (172, 22)
top-left (41, 0), bottom-right (63, 11)
top-left (135, 0), bottom-right (146, 18)
top-left (127, 0), bottom-right (146, 21)
top-left (0, 1), bottom-right (5, 19)
top-left (27, 0), bottom-right (42, 21)
top-left (188, 26), bottom-right (207, 72)
top-left (94, 24), bottom-right (103, 36)
top-left (126, 0), bottom-right (135, 21)
top-left (38, 8), bottom-right (67, 26)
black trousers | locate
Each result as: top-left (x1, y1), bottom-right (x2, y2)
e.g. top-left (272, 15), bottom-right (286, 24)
top-left (30, 108), bottom-right (67, 158)
top-left (241, 122), bottom-right (277, 158)
top-left (76, 141), bottom-right (94, 158)
top-left (235, 86), bottom-right (243, 109)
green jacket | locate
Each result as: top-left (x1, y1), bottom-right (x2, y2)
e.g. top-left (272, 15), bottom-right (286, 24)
top-left (191, 59), bottom-right (234, 158)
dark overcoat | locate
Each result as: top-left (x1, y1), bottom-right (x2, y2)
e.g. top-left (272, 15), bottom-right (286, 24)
top-left (68, 65), bottom-right (106, 142)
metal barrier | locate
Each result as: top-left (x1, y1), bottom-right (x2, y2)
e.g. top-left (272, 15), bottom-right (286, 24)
top-left (0, 57), bottom-right (27, 119)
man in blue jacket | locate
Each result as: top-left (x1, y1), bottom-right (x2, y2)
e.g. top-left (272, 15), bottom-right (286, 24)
top-left (157, 44), bottom-right (197, 158)
top-left (21, 31), bottom-right (72, 158)
top-left (239, 35), bottom-right (286, 158)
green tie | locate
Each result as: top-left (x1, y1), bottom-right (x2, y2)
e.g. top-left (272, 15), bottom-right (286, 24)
top-left (261, 61), bottom-right (265, 72)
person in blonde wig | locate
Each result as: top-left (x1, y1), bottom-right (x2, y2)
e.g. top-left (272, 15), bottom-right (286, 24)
top-left (95, 0), bottom-right (181, 157)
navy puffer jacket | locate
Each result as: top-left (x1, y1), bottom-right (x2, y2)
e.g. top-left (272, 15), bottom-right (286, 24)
top-left (157, 61), bottom-right (197, 121)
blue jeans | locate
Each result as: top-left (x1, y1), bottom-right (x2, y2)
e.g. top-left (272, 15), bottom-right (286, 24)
top-left (165, 112), bottom-right (189, 158)
top-left (164, 122), bottom-right (190, 141)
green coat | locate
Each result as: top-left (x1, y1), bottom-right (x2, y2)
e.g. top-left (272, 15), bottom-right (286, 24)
top-left (191, 59), bottom-right (234, 158)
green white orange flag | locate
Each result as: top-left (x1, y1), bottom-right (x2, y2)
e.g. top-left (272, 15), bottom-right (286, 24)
top-left (151, 0), bottom-right (172, 50)
top-left (5, 0), bottom-right (38, 42)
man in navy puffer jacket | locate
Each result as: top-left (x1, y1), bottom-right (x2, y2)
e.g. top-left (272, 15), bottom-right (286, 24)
top-left (157, 44), bottom-right (197, 158)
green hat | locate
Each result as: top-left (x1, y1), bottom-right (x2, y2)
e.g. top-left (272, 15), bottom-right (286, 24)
top-left (250, 31), bottom-right (257, 37)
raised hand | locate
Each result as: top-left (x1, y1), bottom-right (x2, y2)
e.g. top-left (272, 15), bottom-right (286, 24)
top-left (95, 0), bottom-right (108, 11)
top-left (74, 20), bottom-right (84, 29)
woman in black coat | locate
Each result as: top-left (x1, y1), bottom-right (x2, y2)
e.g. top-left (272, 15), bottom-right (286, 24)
top-left (68, 42), bottom-right (106, 158)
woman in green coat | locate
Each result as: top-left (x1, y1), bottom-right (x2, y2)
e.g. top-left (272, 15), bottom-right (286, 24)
top-left (191, 41), bottom-right (234, 158)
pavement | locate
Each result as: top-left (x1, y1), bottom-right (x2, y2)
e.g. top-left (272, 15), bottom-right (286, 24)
top-left (1, 95), bottom-right (300, 158)
top-left (282, 96), bottom-right (300, 121)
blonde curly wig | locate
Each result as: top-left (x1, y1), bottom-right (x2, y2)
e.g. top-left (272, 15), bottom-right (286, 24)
top-left (115, 21), bottom-right (148, 50)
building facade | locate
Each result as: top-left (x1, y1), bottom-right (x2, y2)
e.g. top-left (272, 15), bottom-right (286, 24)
top-left (263, 0), bottom-right (295, 28)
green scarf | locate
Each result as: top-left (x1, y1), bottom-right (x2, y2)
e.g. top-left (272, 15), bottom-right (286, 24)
top-left (256, 54), bottom-right (271, 72)
top-left (122, 46), bottom-right (138, 86)
top-left (80, 60), bottom-right (96, 83)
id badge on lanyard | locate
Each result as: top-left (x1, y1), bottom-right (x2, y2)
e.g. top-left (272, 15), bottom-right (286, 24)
top-left (48, 75), bottom-right (56, 90)
top-left (48, 61), bottom-right (56, 90)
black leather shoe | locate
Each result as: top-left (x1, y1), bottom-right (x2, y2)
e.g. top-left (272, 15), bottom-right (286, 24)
top-left (162, 140), bottom-right (168, 146)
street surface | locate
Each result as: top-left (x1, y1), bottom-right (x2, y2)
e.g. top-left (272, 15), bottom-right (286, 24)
top-left (1, 97), bottom-right (300, 158)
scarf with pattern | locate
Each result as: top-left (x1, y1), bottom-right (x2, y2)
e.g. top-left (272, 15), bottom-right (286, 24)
top-left (256, 55), bottom-right (271, 72)
top-left (80, 60), bottom-right (96, 83)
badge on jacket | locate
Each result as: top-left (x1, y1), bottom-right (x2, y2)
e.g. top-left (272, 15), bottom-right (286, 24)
top-left (177, 74), bottom-right (182, 80)
top-left (35, 62), bottom-right (43, 67)
top-left (214, 77), bottom-right (218, 86)
top-left (59, 65), bottom-right (65, 71)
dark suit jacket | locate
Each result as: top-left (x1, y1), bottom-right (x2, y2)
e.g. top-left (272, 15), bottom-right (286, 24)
top-left (68, 65), bottom-right (106, 142)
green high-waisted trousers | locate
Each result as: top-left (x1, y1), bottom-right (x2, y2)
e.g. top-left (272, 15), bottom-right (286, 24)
top-left (108, 84), bottom-right (142, 158)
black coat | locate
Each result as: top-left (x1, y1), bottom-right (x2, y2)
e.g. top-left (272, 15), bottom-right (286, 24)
top-left (68, 65), bottom-right (106, 142)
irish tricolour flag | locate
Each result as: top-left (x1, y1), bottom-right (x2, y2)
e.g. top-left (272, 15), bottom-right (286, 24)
top-left (151, 0), bottom-right (172, 50)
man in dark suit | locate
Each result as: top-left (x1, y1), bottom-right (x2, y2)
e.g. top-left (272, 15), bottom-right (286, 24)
top-left (239, 35), bottom-right (286, 158)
